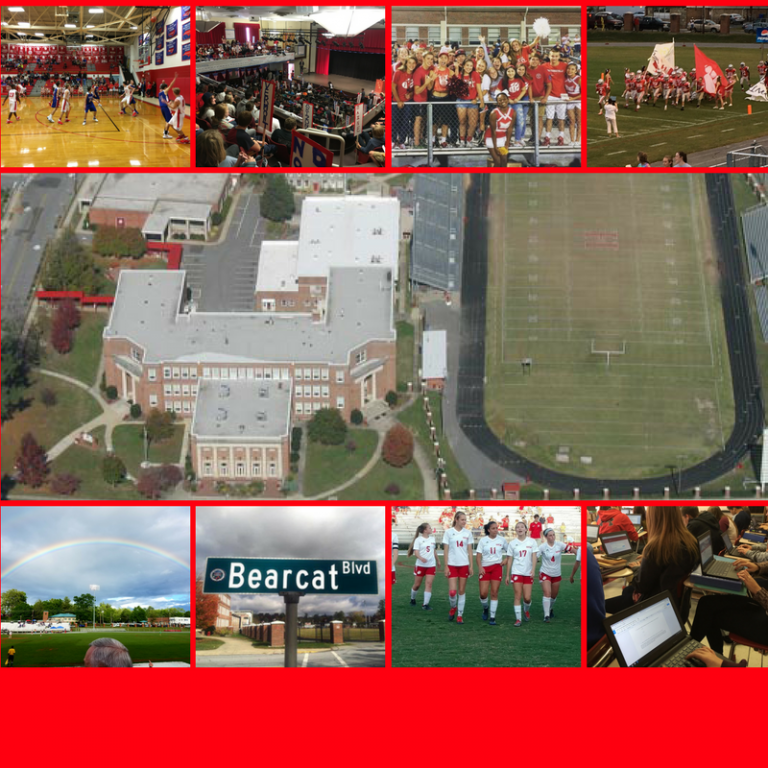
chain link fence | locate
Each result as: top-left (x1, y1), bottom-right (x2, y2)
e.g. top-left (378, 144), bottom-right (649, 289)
top-left (727, 142), bottom-right (768, 167)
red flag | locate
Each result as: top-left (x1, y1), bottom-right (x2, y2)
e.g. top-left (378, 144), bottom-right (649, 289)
top-left (694, 44), bottom-right (725, 95)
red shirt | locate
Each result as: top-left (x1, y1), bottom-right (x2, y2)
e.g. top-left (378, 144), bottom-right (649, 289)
top-left (514, 45), bottom-right (533, 67)
top-left (543, 61), bottom-right (567, 96)
top-left (507, 76), bottom-right (527, 101)
top-left (530, 522), bottom-right (543, 538)
top-left (392, 69), bottom-right (414, 103)
top-left (412, 65), bottom-right (431, 103)
top-left (460, 70), bottom-right (481, 100)
top-left (526, 64), bottom-right (551, 98)
top-left (433, 65), bottom-right (451, 93)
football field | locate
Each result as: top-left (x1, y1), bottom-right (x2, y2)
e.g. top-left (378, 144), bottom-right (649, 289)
top-left (586, 45), bottom-right (768, 166)
top-left (391, 555), bottom-right (581, 667)
top-left (0, 631), bottom-right (190, 667)
top-left (484, 174), bottom-right (734, 480)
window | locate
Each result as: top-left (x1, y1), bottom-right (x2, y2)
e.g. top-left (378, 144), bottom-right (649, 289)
top-left (272, 368), bottom-right (280, 381)
top-left (268, 462), bottom-right (277, 477)
top-left (295, 402), bottom-right (304, 415)
top-left (131, 348), bottom-right (141, 362)
top-left (295, 385), bottom-right (303, 398)
top-left (264, 369), bottom-right (272, 380)
top-left (182, 384), bottom-right (190, 396)
top-left (321, 369), bottom-right (329, 381)
top-left (211, 367), bottom-right (220, 379)
top-left (191, 385), bottom-right (198, 396)
top-left (405, 25), bottom-right (420, 40)
top-left (313, 385), bottom-right (321, 398)
top-left (255, 369), bottom-right (263, 380)
top-left (173, 384), bottom-right (181, 396)
top-left (221, 368), bottom-right (229, 380)
top-left (183, 401), bottom-right (191, 414)
top-left (468, 26), bottom-right (481, 44)
top-left (172, 367), bottom-right (180, 379)
top-left (321, 386), bottom-right (329, 398)
top-left (355, 350), bottom-right (367, 365)
top-left (313, 368), bottom-right (321, 380)
top-left (449, 26), bottom-right (462, 43)
top-left (202, 367), bottom-right (211, 379)
top-left (165, 403), bottom-right (174, 412)
top-left (303, 368), bottom-right (312, 380)
top-left (230, 368), bottom-right (238, 380)
top-left (313, 402), bottom-right (322, 412)
top-left (219, 462), bottom-right (228, 477)
top-left (235, 462), bottom-right (246, 477)
top-left (251, 462), bottom-right (261, 477)
top-left (281, 368), bottom-right (289, 380)
top-left (246, 368), bottom-right (254, 380)
top-left (163, 366), bottom-right (171, 379)
top-left (238, 368), bottom-right (246, 380)
top-left (173, 402), bottom-right (182, 413)
top-left (336, 396), bottom-right (345, 409)
top-left (203, 462), bottom-right (213, 477)
top-left (148, 368), bottom-right (157, 382)
top-left (336, 370), bottom-right (345, 384)
top-left (487, 27), bottom-right (500, 42)
top-left (295, 369), bottom-right (303, 381)
top-left (149, 394), bottom-right (158, 407)
top-left (163, 384), bottom-right (172, 397)
top-left (190, 369), bottom-right (198, 379)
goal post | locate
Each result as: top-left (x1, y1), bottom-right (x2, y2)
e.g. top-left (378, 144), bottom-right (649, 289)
top-left (590, 339), bottom-right (626, 370)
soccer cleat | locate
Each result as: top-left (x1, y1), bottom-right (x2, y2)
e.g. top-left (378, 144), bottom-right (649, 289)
top-left (544, 616), bottom-right (551, 624)
top-left (489, 619), bottom-right (497, 626)
top-left (448, 607), bottom-right (456, 621)
top-left (410, 598), bottom-right (416, 605)
top-left (550, 609), bottom-right (554, 619)
top-left (422, 604), bottom-right (432, 611)
top-left (514, 619), bottom-right (522, 627)
top-left (482, 608), bottom-right (489, 621)
top-left (524, 611), bottom-right (530, 622)
top-left (456, 616), bottom-right (464, 625)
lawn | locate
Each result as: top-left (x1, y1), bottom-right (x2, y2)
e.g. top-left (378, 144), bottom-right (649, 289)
top-left (0, 631), bottom-right (190, 667)
top-left (38, 310), bottom-right (108, 386)
top-left (195, 639), bottom-right (225, 651)
top-left (111, 423), bottom-right (186, 477)
top-left (398, 392), bottom-right (470, 498)
top-left (0, 376), bottom-right (102, 476)
top-left (396, 320), bottom-right (415, 391)
top-left (391, 554), bottom-right (581, 667)
top-left (302, 428), bottom-right (378, 497)
top-left (337, 456), bottom-right (424, 500)
top-left (586, 43), bottom-right (768, 166)
top-left (484, 175), bottom-right (734, 480)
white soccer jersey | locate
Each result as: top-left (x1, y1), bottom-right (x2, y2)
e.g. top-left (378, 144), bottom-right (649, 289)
top-left (476, 535), bottom-right (508, 566)
top-left (507, 537), bottom-right (537, 576)
top-left (443, 527), bottom-right (473, 566)
top-left (413, 535), bottom-right (437, 568)
top-left (392, 533), bottom-right (399, 571)
top-left (538, 541), bottom-right (566, 577)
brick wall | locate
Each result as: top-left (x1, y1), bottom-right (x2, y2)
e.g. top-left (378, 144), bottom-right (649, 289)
top-left (89, 207), bottom-right (150, 230)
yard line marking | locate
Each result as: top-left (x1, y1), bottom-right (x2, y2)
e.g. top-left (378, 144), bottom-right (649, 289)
top-left (687, 134), bottom-right (704, 138)
top-left (721, 128), bottom-right (736, 132)
top-left (650, 142), bottom-right (667, 147)
top-left (607, 150), bottom-right (627, 155)
top-left (331, 650), bottom-right (348, 667)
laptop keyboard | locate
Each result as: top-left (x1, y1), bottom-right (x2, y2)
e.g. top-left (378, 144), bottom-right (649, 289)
top-left (707, 560), bottom-right (737, 579)
top-left (661, 640), bottom-right (702, 668)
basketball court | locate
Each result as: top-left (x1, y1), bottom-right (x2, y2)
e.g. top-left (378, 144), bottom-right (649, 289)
top-left (1, 6), bottom-right (191, 168)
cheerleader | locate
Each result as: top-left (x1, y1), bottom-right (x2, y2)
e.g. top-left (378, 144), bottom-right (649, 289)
top-left (538, 528), bottom-right (567, 624)
top-left (392, 531), bottom-right (399, 585)
top-left (485, 90), bottom-right (514, 167)
top-left (443, 510), bottom-right (474, 624)
top-left (505, 521), bottom-right (538, 627)
top-left (475, 521), bottom-right (508, 625)
top-left (408, 523), bottom-right (438, 610)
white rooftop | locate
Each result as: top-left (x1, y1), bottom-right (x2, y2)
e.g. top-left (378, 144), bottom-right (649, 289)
top-left (255, 241), bottom-right (300, 294)
top-left (422, 330), bottom-right (447, 381)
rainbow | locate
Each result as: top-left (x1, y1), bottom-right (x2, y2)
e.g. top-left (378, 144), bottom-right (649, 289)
top-left (1, 539), bottom-right (190, 579)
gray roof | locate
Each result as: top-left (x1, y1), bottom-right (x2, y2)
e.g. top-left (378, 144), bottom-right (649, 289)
top-left (104, 268), bottom-right (395, 365)
top-left (191, 379), bottom-right (292, 440)
top-left (90, 173), bottom-right (229, 213)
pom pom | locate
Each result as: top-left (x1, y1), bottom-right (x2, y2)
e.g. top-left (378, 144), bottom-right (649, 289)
top-left (447, 76), bottom-right (469, 100)
top-left (533, 17), bottom-right (551, 39)
top-left (498, 147), bottom-right (508, 155)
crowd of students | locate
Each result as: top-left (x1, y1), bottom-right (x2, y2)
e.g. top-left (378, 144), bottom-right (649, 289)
top-left (587, 505), bottom-right (768, 667)
top-left (391, 36), bottom-right (581, 164)
top-left (196, 40), bottom-right (292, 62)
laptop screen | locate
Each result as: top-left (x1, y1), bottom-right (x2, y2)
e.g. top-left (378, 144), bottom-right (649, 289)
top-left (722, 531), bottom-right (733, 552)
top-left (628, 514), bottom-right (642, 525)
top-left (602, 532), bottom-right (631, 556)
top-left (609, 595), bottom-right (682, 667)
top-left (698, 532), bottom-right (714, 569)
top-left (587, 525), bottom-right (599, 540)
top-left (753, 513), bottom-right (766, 525)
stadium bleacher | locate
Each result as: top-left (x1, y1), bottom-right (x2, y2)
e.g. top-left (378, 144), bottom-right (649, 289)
top-left (742, 205), bottom-right (768, 283)
top-left (754, 285), bottom-right (768, 342)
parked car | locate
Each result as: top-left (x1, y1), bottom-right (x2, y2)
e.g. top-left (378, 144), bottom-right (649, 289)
top-left (729, 15), bottom-right (745, 25)
top-left (688, 19), bottom-right (721, 33)
top-left (592, 11), bottom-right (623, 30)
top-left (637, 16), bottom-right (670, 31)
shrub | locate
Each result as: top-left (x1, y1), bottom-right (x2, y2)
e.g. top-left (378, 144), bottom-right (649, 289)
top-left (15, 433), bottom-right (49, 487)
top-left (51, 473), bottom-right (81, 495)
top-left (129, 403), bottom-right (142, 419)
top-left (102, 454), bottom-right (126, 486)
top-left (291, 426), bottom-right (302, 452)
top-left (50, 310), bottom-right (73, 354)
top-left (40, 388), bottom-right (57, 408)
top-left (92, 225), bottom-right (146, 259)
top-left (105, 385), bottom-right (118, 400)
top-left (211, 212), bottom-right (223, 226)
top-left (345, 440), bottom-right (357, 453)
top-left (290, 451), bottom-right (300, 464)
top-left (307, 407), bottom-right (347, 445)
top-left (184, 454), bottom-right (195, 480)
top-left (385, 482), bottom-right (400, 495)
top-left (382, 424), bottom-right (414, 468)
top-left (100, 372), bottom-right (107, 392)
top-left (137, 464), bottom-right (182, 499)
top-left (350, 408), bottom-right (363, 425)
top-left (385, 390), bottom-right (398, 408)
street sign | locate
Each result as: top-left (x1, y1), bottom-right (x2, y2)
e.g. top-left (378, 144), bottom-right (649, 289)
top-left (204, 557), bottom-right (378, 595)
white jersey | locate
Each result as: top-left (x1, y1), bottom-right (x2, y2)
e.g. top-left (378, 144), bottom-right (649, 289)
top-left (507, 537), bottom-right (538, 576)
top-left (413, 535), bottom-right (437, 568)
top-left (391, 533), bottom-right (399, 571)
top-left (171, 94), bottom-right (185, 131)
top-left (61, 88), bottom-right (71, 108)
top-left (8, 89), bottom-right (17, 110)
top-left (476, 535), bottom-right (508, 566)
top-left (538, 541), bottom-right (566, 577)
top-left (443, 526), bottom-right (473, 566)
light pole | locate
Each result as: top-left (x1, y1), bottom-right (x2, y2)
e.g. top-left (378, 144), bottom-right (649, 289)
top-left (89, 584), bottom-right (100, 629)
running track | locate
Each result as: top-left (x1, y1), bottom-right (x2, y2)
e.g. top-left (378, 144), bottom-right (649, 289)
top-left (455, 174), bottom-right (765, 495)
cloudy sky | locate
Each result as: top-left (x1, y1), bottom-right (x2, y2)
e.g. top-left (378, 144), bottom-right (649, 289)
top-left (196, 506), bottom-right (385, 616)
top-left (1, 506), bottom-right (191, 610)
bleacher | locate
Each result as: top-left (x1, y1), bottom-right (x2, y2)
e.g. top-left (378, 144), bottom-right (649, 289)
top-left (754, 285), bottom-right (768, 342)
top-left (742, 205), bottom-right (768, 283)
top-left (1, 42), bottom-right (123, 76)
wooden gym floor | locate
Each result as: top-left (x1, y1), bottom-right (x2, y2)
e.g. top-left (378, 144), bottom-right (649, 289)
top-left (0, 95), bottom-right (190, 168)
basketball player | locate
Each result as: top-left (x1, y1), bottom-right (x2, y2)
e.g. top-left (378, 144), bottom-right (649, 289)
top-left (2, 80), bottom-right (20, 124)
top-left (82, 85), bottom-right (100, 125)
top-left (47, 79), bottom-right (61, 123)
top-left (167, 87), bottom-right (188, 143)
top-left (158, 75), bottom-right (177, 139)
top-left (58, 80), bottom-right (72, 124)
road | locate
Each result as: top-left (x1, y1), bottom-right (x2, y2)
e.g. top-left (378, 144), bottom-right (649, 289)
top-left (452, 174), bottom-right (764, 496)
top-left (1, 173), bottom-right (77, 323)
top-left (196, 643), bottom-right (386, 668)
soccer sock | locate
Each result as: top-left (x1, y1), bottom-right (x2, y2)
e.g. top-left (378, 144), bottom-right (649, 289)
top-left (449, 590), bottom-right (457, 609)
top-left (490, 600), bottom-right (498, 618)
top-left (514, 605), bottom-right (522, 621)
top-left (423, 591), bottom-right (431, 606)
top-left (410, 589), bottom-right (418, 600)
top-left (458, 594), bottom-right (466, 616)
top-left (480, 597), bottom-right (489, 608)
top-left (543, 597), bottom-right (551, 618)
top-left (551, 598), bottom-right (557, 611)
top-left (524, 601), bottom-right (531, 614)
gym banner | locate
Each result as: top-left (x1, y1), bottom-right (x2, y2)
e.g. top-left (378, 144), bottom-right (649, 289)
top-left (354, 102), bottom-right (365, 136)
top-left (156, 20), bottom-right (164, 37)
top-left (156, 35), bottom-right (164, 52)
top-left (257, 81), bottom-right (276, 132)
top-left (182, 42), bottom-right (191, 62)
top-left (183, 21), bottom-right (191, 41)
top-left (167, 39), bottom-right (177, 57)
top-left (155, 50), bottom-right (164, 66)
top-left (291, 130), bottom-right (334, 168)
top-left (167, 20), bottom-right (178, 39)
top-left (182, 6), bottom-right (191, 21)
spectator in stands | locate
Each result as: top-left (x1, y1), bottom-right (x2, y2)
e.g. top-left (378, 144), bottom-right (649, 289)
top-left (673, 150), bottom-right (691, 167)
top-left (84, 637), bottom-right (136, 667)
top-left (271, 115), bottom-right (296, 147)
top-left (196, 129), bottom-right (254, 168)
top-left (357, 123), bottom-right (385, 154)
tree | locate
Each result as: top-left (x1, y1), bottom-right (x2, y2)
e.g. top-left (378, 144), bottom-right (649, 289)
top-left (15, 433), bottom-right (49, 487)
top-left (137, 464), bottom-right (181, 498)
top-left (129, 403), bottom-right (142, 419)
top-left (307, 407), bottom-right (347, 445)
top-left (385, 390), bottom-right (398, 408)
top-left (261, 175), bottom-right (296, 222)
top-left (102, 454), bottom-right (126, 486)
top-left (41, 228), bottom-right (103, 294)
top-left (40, 388), bottom-right (57, 407)
top-left (1, 589), bottom-right (28, 619)
top-left (50, 473), bottom-right (81, 495)
top-left (130, 605), bottom-right (147, 623)
top-left (58, 299), bottom-right (81, 330)
top-left (145, 408), bottom-right (176, 443)
top-left (1, 329), bottom-right (32, 422)
top-left (73, 593), bottom-right (95, 624)
top-left (350, 408), bottom-right (363, 425)
top-left (382, 424), bottom-right (414, 468)
top-left (105, 385), bottom-right (118, 400)
top-left (332, 610), bottom-right (346, 621)
top-left (92, 225), bottom-right (147, 259)
top-left (11, 602), bottom-right (32, 620)
top-left (376, 599), bottom-right (385, 620)
top-left (50, 309), bottom-right (73, 354)
top-left (195, 576), bottom-right (219, 630)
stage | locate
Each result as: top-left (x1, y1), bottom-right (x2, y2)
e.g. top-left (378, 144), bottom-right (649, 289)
top-left (298, 72), bottom-right (376, 95)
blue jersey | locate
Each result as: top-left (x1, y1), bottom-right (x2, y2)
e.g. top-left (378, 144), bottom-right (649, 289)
top-left (159, 90), bottom-right (172, 120)
top-left (51, 84), bottom-right (59, 107)
top-left (85, 92), bottom-right (97, 112)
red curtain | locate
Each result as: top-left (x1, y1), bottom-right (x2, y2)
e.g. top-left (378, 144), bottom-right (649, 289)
top-left (316, 27), bottom-right (385, 54)
top-left (315, 45), bottom-right (330, 75)
top-left (197, 23), bottom-right (225, 45)
top-left (233, 22), bottom-right (260, 43)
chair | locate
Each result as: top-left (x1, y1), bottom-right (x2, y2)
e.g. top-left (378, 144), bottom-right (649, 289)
top-left (728, 633), bottom-right (768, 666)
top-left (268, 140), bottom-right (290, 166)
top-left (356, 149), bottom-right (371, 165)
top-left (296, 127), bottom-right (344, 167)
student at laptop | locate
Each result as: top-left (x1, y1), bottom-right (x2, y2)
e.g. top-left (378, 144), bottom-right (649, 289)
top-left (605, 507), bottom-right (699, 615)
top-left (733, 508), bottom-right (752, 538)
top-left (683, 507), bottom-right (725, 555)
top-left (586, 546), bottom-right (606, 651)
top-left (597, 506), bottom-right (638, 542)
top-left (737, 539), bottom-right (768, 561)
top-left (690, 558), bottom-right (768, 655)
top-left (708, 506), bottom-right (730, 535)
top-left (685, 646), bottom-right (747, 668)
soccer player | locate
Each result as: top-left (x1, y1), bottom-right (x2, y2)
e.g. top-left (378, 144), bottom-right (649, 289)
top-left (443, 510), bottom-right (474, 625)
top-left (538, 528), bottom-right (567, 624)
top-left (47, 79), bottom-right (61, 123)
top-left (476, 521), bottom-right (508, 625)
top-left (740, 62), bottom-right (751, 90)
top-left (82, 85), bottom-right (100, 125)
top-left (505, 521), bottom-right (538, 627)
top-left (167, 87), bottom-right (188, 143)
top-left (2, 80), bottom-right (20, 124)
top-left (485, 90), bottom-right (514, 167)
top-left (408, 522), bottom-right (438, 611)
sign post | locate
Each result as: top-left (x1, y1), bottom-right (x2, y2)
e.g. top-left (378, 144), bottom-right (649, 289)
top-left (204, 557), bottom-right (378, 667)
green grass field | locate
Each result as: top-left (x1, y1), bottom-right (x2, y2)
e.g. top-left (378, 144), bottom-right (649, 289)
top-left (587, 44), bottom-right (768, 166)
top-left (111, 423), bottom-right (186, 477)
top-left (1, 631), bottom-right (190, 667)
top-left (392, 554), bottom-right (581, 667)
top-left (484, 175), bottom-right (734, 480)
top-left (302, 428), bottom-right (378, 497)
